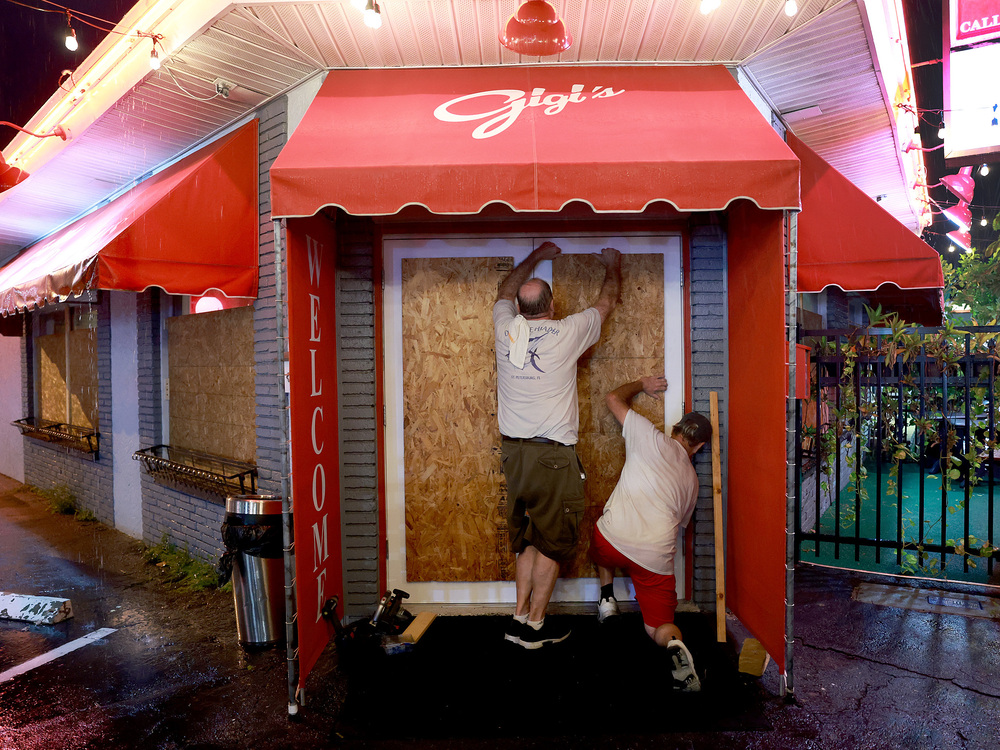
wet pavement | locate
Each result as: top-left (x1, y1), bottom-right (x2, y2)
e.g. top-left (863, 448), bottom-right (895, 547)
top-left (1, 472), bottom-right (998, 749)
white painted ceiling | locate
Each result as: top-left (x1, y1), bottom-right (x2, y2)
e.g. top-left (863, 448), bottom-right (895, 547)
top-left (0, 0), bottom-right (921, 261)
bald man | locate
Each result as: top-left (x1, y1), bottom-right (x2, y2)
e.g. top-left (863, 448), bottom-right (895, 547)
top-left (493, 240), bottom-right (622, 649)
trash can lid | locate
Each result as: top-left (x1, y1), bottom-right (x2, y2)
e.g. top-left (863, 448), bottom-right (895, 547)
top-left (226, 494), bottom-right (285, 515)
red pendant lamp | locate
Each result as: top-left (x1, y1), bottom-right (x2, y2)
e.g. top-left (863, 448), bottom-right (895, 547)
top-left (500, 1), bottom-right (572, 57)
top-left (941, 166), bottom-right (975, 204)
top-left (0, 152), bottom-right (29, 192)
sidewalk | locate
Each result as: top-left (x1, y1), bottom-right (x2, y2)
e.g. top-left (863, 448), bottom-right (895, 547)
top-left (1, 473), bottom-right (998, 748)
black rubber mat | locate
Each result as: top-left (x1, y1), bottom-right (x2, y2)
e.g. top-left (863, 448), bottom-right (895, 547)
top-left (333, 611), bottom-right (770, 741)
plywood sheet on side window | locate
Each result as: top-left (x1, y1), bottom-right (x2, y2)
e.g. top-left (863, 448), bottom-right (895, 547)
top-left (401, 253), bottom-right (665, 583)
top-left (167, 306), bottom-right (256, 462)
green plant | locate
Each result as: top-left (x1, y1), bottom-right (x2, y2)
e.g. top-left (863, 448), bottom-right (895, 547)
top-left (34, 484), bottom-right (78, 515)
top-left (143, 533), bottom-right (227, 592)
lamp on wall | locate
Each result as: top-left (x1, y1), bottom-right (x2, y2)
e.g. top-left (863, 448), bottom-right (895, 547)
top-left (500, 0), bottom-right (572, 56)
top-left (0, 121), bottom-right (70, 194)
top-left (942, 201), bottom-right (972, 231)
top-left (941, 166), bottom-right (975, 203)
top-left (947, 227), bottom-right (972, 251)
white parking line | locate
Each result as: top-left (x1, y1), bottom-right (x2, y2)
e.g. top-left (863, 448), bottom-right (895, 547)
top-left (0, 627), bottom-right (117, 683)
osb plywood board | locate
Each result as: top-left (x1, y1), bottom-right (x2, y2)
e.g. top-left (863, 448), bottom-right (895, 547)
top-left (401, 253), bottom-right (665, 583)
top-left (38, 333), bottom-right (66, 424)
top-left (167, 307), bottom-right (256, 462)
top-left (68, 329), bottom-right (98, 429)
top-left (402, 256), bottom-right (509, 583)
top-left (554, 254), bottom-right (666, 578)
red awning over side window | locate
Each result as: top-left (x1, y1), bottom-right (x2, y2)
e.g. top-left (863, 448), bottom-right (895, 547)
top-left (271, 65), bottom-right (800, 218)
top-left (789, 132), bottom-right (944, 320)
top-left (0, 120), bottom-right (259, 316)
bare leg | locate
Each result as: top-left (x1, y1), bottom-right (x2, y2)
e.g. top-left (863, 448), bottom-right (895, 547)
top-left (527, 550), bottom-right (560, 622)
top-left (645, 622), bottom-right (683, 648)
top-left (597, 565), bottom-right (614, 587)
top-left (514, 546), bottom-right (537, 617)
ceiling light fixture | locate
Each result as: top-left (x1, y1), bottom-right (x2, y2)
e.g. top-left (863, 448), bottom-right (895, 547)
top-left (941, 166), bottom-right (975, 203)
top-left (784, 0), bottom-right (798, 16)
top-left (943, 201), bottom-right (972, 231)
top-left (364, 0), bottom-right (382, 29)
top-left (947, 227), bottom-right (972, 251)
top-left (500, 0), bottom-right (572, 56)
top-left (65, 13), bottom-right (78, 51)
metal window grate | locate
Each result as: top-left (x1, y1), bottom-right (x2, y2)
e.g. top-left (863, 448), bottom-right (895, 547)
top-left (12, 417), bottom-right (99, 456)
top-left (133, 444), bottom-right (257, 499)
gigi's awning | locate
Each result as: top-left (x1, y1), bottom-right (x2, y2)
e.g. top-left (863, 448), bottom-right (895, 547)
top-left (270, 65), bottom-right (801, 218)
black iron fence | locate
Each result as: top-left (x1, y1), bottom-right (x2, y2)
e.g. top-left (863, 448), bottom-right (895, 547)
top-left (796, 325), bottom-right (1000, 583)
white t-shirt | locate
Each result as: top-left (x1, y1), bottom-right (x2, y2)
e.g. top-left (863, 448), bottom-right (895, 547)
top-left (493, 299), bottom-right (602, 446)
top-left (596, 409), bottom-right (699, 575)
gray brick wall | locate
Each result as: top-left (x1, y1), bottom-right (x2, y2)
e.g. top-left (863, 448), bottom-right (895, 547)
top-left (336, 214), bottom-right (380, 618)
top-left (688, 221), bottom-right (727, 611)
top-left (22, 293), bottom-right (114, 525)
top-left (255, 98), bottom-right (289, 497)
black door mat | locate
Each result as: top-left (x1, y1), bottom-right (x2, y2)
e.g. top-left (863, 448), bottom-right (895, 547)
top-left (333, 612), bottom-right (770, 741)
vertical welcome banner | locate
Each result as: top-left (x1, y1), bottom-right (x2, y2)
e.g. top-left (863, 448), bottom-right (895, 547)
top-left (286, 214), bottom-right (340, 688)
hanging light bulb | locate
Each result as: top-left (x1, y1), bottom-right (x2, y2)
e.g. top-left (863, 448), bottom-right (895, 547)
top-left (784, 0), bottom-right (798, 16)
top-left (700, 0), bottom-right (721, 14)
top-left (937, 125), bottom-right (948, 140)
top-left (364, 0), bottom-right (382, 28)
top-left (351, 0), bottom-right (366, 9)
top-left (149, 47), bottom-right (160, 70)
top-left (65, 13), bottom-right (78, 51)
top-left (981, 217), bottom-right (989, 227)
top-left (947, 245), bottom-right (956, 253)
top-left (980, 164), bottom-right (990, 176)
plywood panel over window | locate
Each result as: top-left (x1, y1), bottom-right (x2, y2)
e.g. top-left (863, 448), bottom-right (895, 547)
top-left (395, 243), bottom-right (672, 586)
top-left (37, 307), bottom-right (98, 430)
top-left (167, 306), bottom-right (256, 462)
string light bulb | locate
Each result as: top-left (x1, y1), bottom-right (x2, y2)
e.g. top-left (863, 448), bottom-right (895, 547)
top-left (947, 245), bottom-right (956, 253)
top-left (937, 125), bottom-right (948, 140)
top-left (700, 0), bottom-right (721, 13)
top-left (364, 0), bottom-right (382, 28)
top-left (982, 217), bottom-right (989, 227)
top-left (65, 13), bottom-right (78, 51)
top-left (149, 46), bottom-right (160, 70)
top-left (351, 0), bottom-right (366, 9)
top-left (784, 0), bottom-right (798, 16)
top-left (980, 164), bottom-right (991, 176)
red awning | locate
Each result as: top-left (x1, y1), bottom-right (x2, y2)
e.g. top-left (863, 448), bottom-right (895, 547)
top-left (270, 65), bottom-right (800, 218)
top-left (0, 121), bottom-right (259, 316)
top-left (790, 132), bottom-right (944, 320)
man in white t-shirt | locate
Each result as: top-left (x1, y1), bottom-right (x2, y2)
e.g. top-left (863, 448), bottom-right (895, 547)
top-left (494, 240), bottom-right (621, 649)
top-left (590, 375), bottom-right (711, 691)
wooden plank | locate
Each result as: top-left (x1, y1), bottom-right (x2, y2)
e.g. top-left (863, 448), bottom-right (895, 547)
top-left (710, 391), bottom-right (726, 642)
top-left (0, 592), bottom-right (74, 625)
top-left (399, 611), bottom-right (437, 643)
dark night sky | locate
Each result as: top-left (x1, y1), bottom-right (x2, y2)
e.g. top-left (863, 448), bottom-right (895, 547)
top-left (1, 0), bottom-right (997, 254)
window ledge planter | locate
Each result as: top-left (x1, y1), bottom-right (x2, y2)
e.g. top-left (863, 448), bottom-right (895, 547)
top-left (132, 444), bottom-right (257, 502)
top-left (12, 417), bottom-right (99, 459)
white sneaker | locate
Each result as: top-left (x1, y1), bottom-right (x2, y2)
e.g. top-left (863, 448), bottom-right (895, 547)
top-left (666, 639), bottom-right (701, 692)
top-left (597, 596), bottom-right (620, 623)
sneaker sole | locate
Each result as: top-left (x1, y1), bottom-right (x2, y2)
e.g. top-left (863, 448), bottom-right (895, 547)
top-left (519, 630), bottom-right (571, 649)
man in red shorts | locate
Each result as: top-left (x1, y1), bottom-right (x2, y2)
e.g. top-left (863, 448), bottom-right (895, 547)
top-left (590, 375), bottom-right (710, 691)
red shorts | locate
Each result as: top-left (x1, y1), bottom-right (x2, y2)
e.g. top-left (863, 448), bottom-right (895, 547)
top-left (591, 524), bottom-right (678, 629)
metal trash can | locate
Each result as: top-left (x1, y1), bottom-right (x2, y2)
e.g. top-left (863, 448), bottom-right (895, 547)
top-left (219, 495), bottom-right (289, 648)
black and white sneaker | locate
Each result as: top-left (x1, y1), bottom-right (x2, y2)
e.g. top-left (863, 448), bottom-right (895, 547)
top-left (597, 596), bottom-right (620, 623)
top-left (666, 639), bottom-right (701, 692)
top-left (504, 617), bottom-right (526, 645)
top-left (519, 619), bottom-right (571, 649)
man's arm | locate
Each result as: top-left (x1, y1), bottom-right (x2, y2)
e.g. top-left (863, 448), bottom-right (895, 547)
top-left (592, 247), bottom-right (622, 322)
top-left (605, 375), bottom-right (668, 427)
top-left (497, 241), bottom-right (561, 302)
